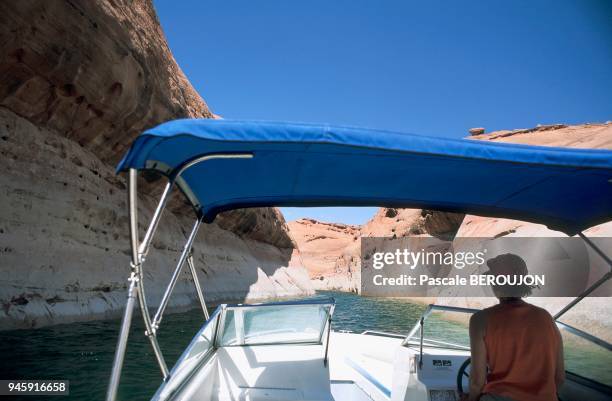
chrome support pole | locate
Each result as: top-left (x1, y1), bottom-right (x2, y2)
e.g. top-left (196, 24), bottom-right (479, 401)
top-left (323, 304), bottom-right (335, 367)
top-left (174, 153), bottom-right (253, 178)
top-left (403, 304), bottom-right (433, 345)
top-left (106, 153), bottom-right (253, 399)
top-left (126, 177), bottom-right (173, 377)
top-left (138, 182), bottom-right (173, 259)
top-left (554, 233), bottom-right (612, 320)
top-left (187, 253), bottom-right (209, 320)
top-left (152, 218), bottom-right (202, 330)
top-left (128, 169), bottom-right (140, 263)
top-left (553, 270), bottom-right (612, 320)
top-left (578, 232), bottom-right (612, 271)
top-left (138, 276), bottom-right (169, 378)
top-left (106, 169), bottom-right (141, 401)
top-left (556, 321), bottom-right (612, 351)
top-left (418, 317), bottom-right (424, 369)
top-left (106, 272), bottom-right (138, 401)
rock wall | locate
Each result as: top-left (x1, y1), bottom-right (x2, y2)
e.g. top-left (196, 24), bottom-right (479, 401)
top-left (0, 0), bottom-right (312, 330)
top-left (287, 219), bottom-right (361, 291)
top-left (288, 210), bottom-right (463, 291)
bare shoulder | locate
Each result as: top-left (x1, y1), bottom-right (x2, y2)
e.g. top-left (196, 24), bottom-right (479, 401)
top-left (469, 309), bottom-right (487, 333)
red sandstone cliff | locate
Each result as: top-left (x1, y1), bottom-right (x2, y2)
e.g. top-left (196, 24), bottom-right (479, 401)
top-left (288, 210), bottom-right (463, 291)
top-left (287, 219), bottom-right (361, 291)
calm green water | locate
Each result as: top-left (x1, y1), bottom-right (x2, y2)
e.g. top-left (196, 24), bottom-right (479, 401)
top-left (0, 292), bottom-right (609, 400)
top-left (0, 292), bottom-right (428, 400)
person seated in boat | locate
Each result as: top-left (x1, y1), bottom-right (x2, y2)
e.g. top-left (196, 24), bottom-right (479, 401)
top-left (463, 253), bottom-right (565, 401)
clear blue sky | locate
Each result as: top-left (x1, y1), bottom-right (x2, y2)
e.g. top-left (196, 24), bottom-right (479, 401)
top-left (154, 0), bottom-right (612, 225)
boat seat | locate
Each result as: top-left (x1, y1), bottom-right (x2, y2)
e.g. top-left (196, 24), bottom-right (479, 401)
top-left (214, 345), bottom-right (334, 401)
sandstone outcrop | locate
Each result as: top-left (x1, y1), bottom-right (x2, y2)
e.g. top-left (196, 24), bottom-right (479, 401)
top-left (287, 219), bottom-right (361, 291)
top-left (468, 127), bottom-right (485, 136)
top-left (468, 122), bottom-right (611, 148)
top-left (288, 210), bottom-right (463, 291)
top-left (362, 208), bottom-right (464, 240)
top-left (0, 0), bottom-right (311, 330)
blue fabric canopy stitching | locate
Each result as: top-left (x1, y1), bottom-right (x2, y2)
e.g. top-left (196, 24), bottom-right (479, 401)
top-left (117, 119), bottom-right (612, 235)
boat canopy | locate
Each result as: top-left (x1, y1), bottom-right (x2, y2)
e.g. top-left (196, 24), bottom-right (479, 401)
top-left (117, 119), bottom-right (612, 235)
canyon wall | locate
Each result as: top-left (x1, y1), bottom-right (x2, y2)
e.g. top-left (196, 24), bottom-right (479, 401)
top-left (0, 0), bottom-right (312, 330)
top-left (288, 218), bottom-right (361, 292)
top-left (289, 209), bottom-right (463, 291)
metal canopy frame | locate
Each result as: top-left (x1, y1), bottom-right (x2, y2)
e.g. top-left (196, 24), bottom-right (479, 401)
top-left (105, 154), bottom-right (252, 401)
top-left (105, 150), bottom-right (611, 401)
top-left (553, 233), bottom-right (612, 320)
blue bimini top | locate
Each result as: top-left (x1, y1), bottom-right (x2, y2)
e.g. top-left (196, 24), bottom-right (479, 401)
top-left (117, 119), bottom-right (612, 235)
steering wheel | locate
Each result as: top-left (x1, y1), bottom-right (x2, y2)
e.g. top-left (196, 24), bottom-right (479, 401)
top-left (456, 357), bottom-right (471, 395)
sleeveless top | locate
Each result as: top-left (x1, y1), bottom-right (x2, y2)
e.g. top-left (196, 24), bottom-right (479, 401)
top-left (483, 302), bottom-right (560, 401)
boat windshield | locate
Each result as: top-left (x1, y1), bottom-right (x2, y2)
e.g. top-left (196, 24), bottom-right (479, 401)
top-left (403, 304), bottom-right (612, 389)
top-left (403, 305), bottom-right (472, 352)
top-left (217, 300), bottom-right (334, 346)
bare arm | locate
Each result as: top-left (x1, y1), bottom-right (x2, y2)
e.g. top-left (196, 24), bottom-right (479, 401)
top-left (468, 312), bottom-right (487, 401)
top-left (554, 323), bottom-right (565, 391)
